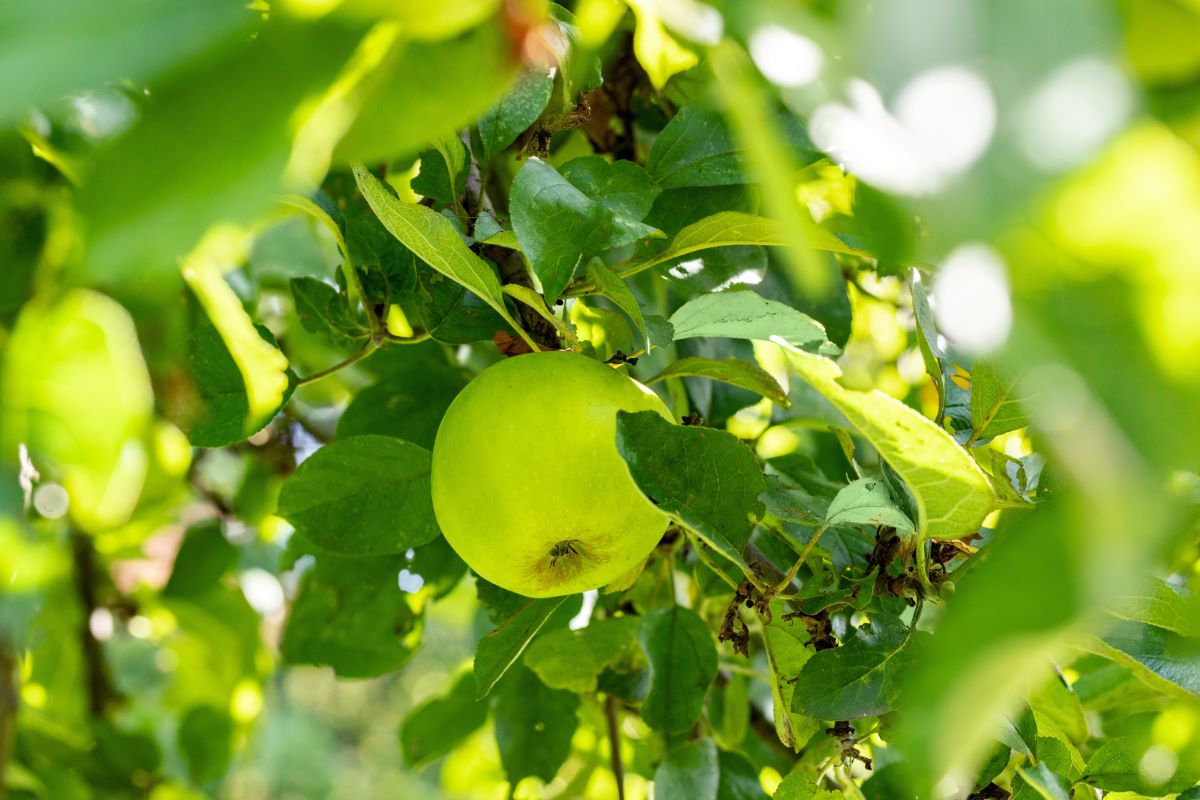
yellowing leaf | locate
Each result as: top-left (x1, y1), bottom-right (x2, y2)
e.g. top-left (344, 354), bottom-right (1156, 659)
top-left (626, 0), bottom-right (698, 90)
top-left (778, 343), bottom-right (994, 541)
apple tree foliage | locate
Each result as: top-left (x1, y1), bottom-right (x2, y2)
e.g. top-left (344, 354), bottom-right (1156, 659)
top-left (2, 1), bottom-right (1200, 799)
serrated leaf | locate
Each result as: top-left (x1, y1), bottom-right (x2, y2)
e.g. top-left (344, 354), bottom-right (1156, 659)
top-left (669, 289), bottom-right (833, 354)
top-left (523, 616), bottom-right (641, 693)
top-left (475, 596), bottom-right (568, 699)
top-left (779, 343), bottom-right (995, 541)
top-left (793, 614), bottom-right (916, 719)
top-left (648, 356), bottom-right (789, 407)
top-left (353, 164), bottom-right (532, 346)
top-left (645, 314), bottom-right (676, 350)
top-left (1081, 619), bottom-right (1200, 700)
top-left (1110, 577), bottom-right (1200, 637)
top-left (825, 477), bottom-right (916, 534)
top-left (640, 605), bottom-right (719, 734)
top-left (970, 359), bottom-right (1030, 443)
top-left (493, 662), bottom-right (579, 784)
top-left (276, 435), bottom-right (440, 556)
top-left (400, 671), bottom-right (489, 767)
top-left (511, 158), bottom-right (662, 304)
top-left (615, 410), bottom-right (765, 568)
top-left (476, 69), bottom-right (554, 161)
top-left (280, 551), bottom-right (419, 678)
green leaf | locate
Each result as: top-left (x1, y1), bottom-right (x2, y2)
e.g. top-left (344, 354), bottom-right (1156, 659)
top-left (587, 259), bottom-right (648, 347)
top-left (647, 105), bottom-right (806, 190)
top-left (475, 596), bottom-right (569, 699)
top-left (669, 289), bottom-right (833, 354)
top-left (654, 739), bottom-right (719, 800)
top-left (1082, 737), bottom-right (1200, 794)
top-left (281, 551), bottom-right (420, 678)
top-left (626, 0), bottom-right (699, 90)
top-left (615, 410), bottom-right (765, 568)
top-left (475, 69), bottom-right (554, 161)
top-left (1015, 763), bottom-right (1071, 800)
top-left (774, 767), bottom-right (842, 800)
top-left (761, 603), bottom-right (820, 751)
top-left (289, 277), bottom-right (370, 347)
top-left (639, 605), bottom-right (719, 734)
top-left (780, 343), bottom-right (995, 541)
top-left (76, 20), bottom-right (358, 284)
top-left (560, 156), bottom-right (662, 223)
top-left (969, 359), bottom-right (1030, 443)
top-left (0, 0), bottom-right (251, 125)
top-left (648, 356), bottom-right (789, 407)
top-left (336, 360), bottom-right (469, 450)
top-left (410, 137), bottom-right (469, 206)
top-left (793, 613), bottom-right (915, 719)
top-left (510, 158), bottom-right (662, 304)
top-left (523, 616), bottom-right (642, 693)
top-left (1082, 619), bottom-right (1200, 700)
top-left (399, 671), bottom-right (488, 767)
top-left (334, 19), bottom-right (515, 163)
top-left (414, 262), bottom-right (516, 344)
top-left (717, 750), bottom-right (769, 800)
top-left (0, 290), bottom-right (152, 532)
top-left (1110, 577), bottom-right (1200, 637)
top-left (621, 212), bottom-right (861, 284)
top-left (909, 269), bottom-right (945, 401)
top-left (492, 662), bottom-right (579, 784)
top-left (353, 164), bottom-right (534, 348)
top-left (177, 705), bottom-right (232, 784)
top-left (164, 520), bottom-right (238, 598)
top-left (276, 435), bottom-right (440, 556)
top-left (825, 477), bottom-right (916, 534)
top-left (180, 321), bottom-right (293, 448)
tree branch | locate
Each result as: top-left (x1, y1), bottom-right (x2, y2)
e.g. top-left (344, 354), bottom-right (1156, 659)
top-left (0, 645), bottom-right (17, 800)
top-left (71, 532), bottom-right (116, 716)
top-left (605, 694), bottom-right (626, 800)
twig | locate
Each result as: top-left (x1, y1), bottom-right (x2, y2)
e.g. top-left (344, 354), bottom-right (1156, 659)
top-left (693, 544), bottom-right (740, 590)
top-left (605, 695), bottom-right (626, 800)
top-left (0, 645), bottom-right (16, 800)
top-left (71, 532), bottom-right (116, 715)
top-left (767, 523), bottom-right (826, 598)
top-left (295, 342), bottom-right (377, 388)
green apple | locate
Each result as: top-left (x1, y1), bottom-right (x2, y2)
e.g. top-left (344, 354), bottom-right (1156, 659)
top-left (431, 350), bottom-right (673, 597)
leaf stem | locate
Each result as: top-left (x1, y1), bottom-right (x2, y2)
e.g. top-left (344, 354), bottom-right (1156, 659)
top-left (295, 342), bottom-right (377, 388)
top-left (693, 543), bottom-right (740, 590)
top-left (768, 522), bottom-right (826, 598)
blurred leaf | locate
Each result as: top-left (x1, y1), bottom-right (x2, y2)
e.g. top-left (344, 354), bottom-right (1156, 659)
top-left (163, 519), bottom-right (236, 598)
top-left (474, 69), bottom-right (553, 161)
top-left (648, 356), bottom-right (789, 406)
top-left (281, 551), bottom-right (419, 677)
top-left (475, 596), bottom-right (568, 699)
top-left (639, 605), bottom-right (719, 734)
top-left (399, 671), bottom-right (488, 767)
top-left (1082, 737), bottom-right (1200, 794)
top-left (276, 435), bottom-right (440, 556)
top-left (492, 662), bottom-right (579, 784)
top-left (669, 289), bottom-right (833, 354)
top-left (179, 321), bottom-right (292, 448)
top-left (626, 0), bottom-right (698, 90)
top-left (655, 739), bottom-right (719, 800)
top-left (0, 0), bottom-right (251, 125)
top-left (1110, 577), bottom-right (1200, 637)
top-left (1082, 619), bottom-right (1200, 700)
top-left (0, 290), bottom-right (152, 531)
top-left (616, 410), bottom-right (765, 569)
top-left (825, 477), bottom-right (916, 535)
top-left (334, 19), bottom-right (516, 163)
top-left (793, 613), bottom-right (916, 720)
top-left (510, 158), bottom-right (662, 304)
top-left (354, 164), bottom-right (532, 346)
top-left (587, 259), bottom-right (648, 348)
top-left (523, 616), bottom-right (641, 693)
top-left (781, 343), bottom-right (995, 542)
top-left (177, 705), bottom-right (232, 784)
top-left (76, 20), bottom-right (359, 284)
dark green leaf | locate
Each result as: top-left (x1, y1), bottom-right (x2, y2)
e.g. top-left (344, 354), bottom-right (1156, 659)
top-left (336, 360), bottom-right (469, 450)
top-left (413, 261), bottom-right (515, 344)
top-left (523, 616), bottom-right (642, 693)
top-left (163, 519), bottom-right (237, 598)
top-left (639, 605), bottom-right (719, 734)
top-left (492, 662), bottom-right (579, 784)
top-left (289, 277), bottom-right (369, 347)
top-left (410, 138), bottom-right (469, 205)
top-left (1086, 619), bottom-right (1200, 699)
top-left (281, 552), bottom-right (419, 678)
top-left (400, 671), bottom-right (488, 767)
top-left (475, 596), bottom-right (569, 699)
top-left (616, 410), bottom-right (766, 567)
top-left (654, 739), bottom-right (719, 800)
top-left (177, 705), bottom-right (232, 784)
top-left (560, 156), bottom-right (661, 222)
top-left (717, 749), bottom-right (769, 800)
top-left (276, 435), bottom-right (440, 556)
top-left (793, 613), bottom-right (914, 719)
